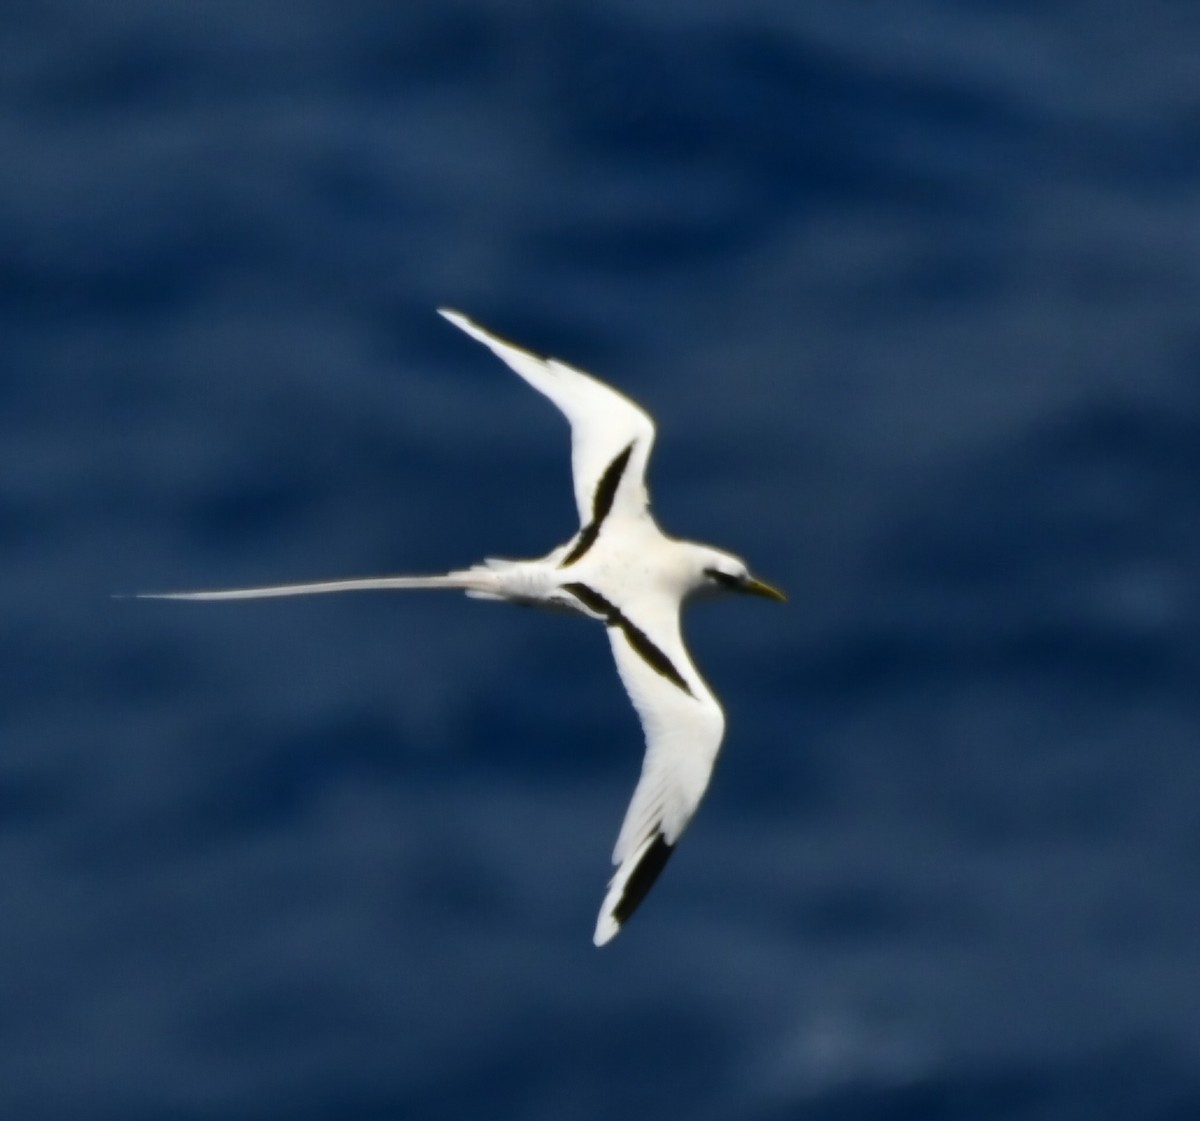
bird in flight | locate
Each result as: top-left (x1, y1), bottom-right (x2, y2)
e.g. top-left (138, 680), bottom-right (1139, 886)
top-left (140, 310), bottom-right (785, 945)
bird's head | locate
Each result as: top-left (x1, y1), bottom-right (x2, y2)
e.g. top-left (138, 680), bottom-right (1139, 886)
top-left (687, 547), bottom-right (786, 604)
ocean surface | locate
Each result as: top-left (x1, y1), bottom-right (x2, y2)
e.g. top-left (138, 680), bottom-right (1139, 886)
top-left (3, 2), bottom-right (1199, 1118)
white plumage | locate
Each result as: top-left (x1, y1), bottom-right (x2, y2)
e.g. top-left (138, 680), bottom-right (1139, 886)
top-left (139, 310), bottom-right (784, 945)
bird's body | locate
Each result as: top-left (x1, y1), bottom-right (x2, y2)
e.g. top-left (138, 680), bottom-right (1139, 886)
top-left (141, 310), bottom-right (783, 945)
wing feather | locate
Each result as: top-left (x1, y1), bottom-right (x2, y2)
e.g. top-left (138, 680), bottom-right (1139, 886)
top-left (593, 603), bottom-right (725, 945)
top-left (438, 310), bottom-right (656, 527)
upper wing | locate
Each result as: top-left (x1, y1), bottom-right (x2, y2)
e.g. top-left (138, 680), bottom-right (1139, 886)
top-left (587, 594), bottom-right (726, 946)
top-left (439, 310), bottom-right (656, 530)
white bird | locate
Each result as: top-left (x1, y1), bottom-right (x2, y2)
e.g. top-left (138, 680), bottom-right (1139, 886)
top-left (140, 310), bottom-right (785, 945)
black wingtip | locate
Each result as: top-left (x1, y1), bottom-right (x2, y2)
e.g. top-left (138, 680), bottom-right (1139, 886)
top-left (612, 834), bottom-right (676, 927)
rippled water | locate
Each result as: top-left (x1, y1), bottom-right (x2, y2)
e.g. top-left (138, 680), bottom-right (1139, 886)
top-left (3, 3), bottom-right (1199, 1118)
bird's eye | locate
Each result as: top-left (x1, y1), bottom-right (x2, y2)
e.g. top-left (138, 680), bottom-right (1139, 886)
top-left (704, 567), bottom-right (742, 589)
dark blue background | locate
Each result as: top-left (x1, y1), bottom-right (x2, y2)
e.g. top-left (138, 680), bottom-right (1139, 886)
top-left (4, 2), bottom-right (1199, 1118)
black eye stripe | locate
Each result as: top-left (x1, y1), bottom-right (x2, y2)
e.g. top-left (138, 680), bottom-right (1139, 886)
top-left (704, 567), bottom-right (742, 589)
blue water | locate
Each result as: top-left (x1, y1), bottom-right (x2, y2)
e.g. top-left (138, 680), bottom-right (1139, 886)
top-left (4, 2), bottom-right (1199, 1118)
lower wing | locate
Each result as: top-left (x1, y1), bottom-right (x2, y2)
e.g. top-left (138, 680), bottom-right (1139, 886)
top-left (591, 605), bottom-right (725, 946)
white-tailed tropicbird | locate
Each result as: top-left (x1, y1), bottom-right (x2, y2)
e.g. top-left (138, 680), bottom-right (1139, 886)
top-left (139, 310), bottom-right (785, 945)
